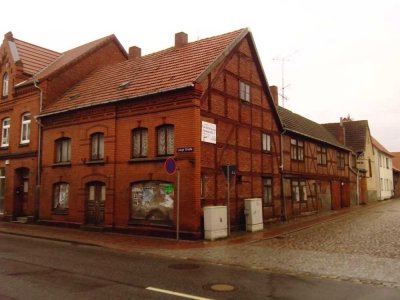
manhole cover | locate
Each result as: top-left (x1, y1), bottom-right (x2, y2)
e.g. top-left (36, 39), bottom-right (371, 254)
top-left (204, 283), bottom-right (236, 292)
top-left (168, 263), bottom-right (200, 270)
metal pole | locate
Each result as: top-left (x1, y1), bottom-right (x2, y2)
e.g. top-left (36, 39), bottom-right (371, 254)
top-left (227, 165), bottom-right (231, 237)
top-left (176, 169), bottom-right (180, 241)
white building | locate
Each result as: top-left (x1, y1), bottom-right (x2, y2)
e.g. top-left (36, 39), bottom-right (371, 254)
top-left (372, 137), bottom-right (394, 200)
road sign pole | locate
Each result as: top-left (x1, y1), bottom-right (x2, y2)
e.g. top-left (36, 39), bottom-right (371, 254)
top-left (176, 168), bottom-right (180, 241)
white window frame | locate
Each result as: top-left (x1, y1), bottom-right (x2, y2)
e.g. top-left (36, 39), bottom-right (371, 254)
top-left (1, 118), bottom-right (10, 147)
top-left (20, 113), bottom-right (30, 144)
top-left (2, 73), bottom-right (8, 97)
top-left (239, 81), bottom-right (250, 102)
top-left (262, 133), bottom-right (271, 152)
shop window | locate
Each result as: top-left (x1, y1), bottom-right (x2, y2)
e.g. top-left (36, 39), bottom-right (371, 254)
top-left (20, 113), bottom-right (30, 144)
top-left (130, 181), bottom-right (174, 225)
top-left (1, 118), bottom-right (10, 147)
top-left (53, 182), bottom-right (69, 211)
top-left (90, 132), bottom-right (104, 161)
top-left (55, 138), bottom-right (71, 163)
top-left (132, 127), bottom-right (148, 158)
top-left (262, 177), bottom-right (273, 206)
top-left (157, 125), bottom-right (174, 156)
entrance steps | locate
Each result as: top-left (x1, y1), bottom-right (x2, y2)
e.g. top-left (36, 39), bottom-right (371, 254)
top-left (12, 217), bottom-right (29, 224)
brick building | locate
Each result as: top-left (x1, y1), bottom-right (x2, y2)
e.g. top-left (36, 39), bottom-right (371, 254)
top-left (1, 29), bottom-right (366, 239)
top-left (0, 32), bottom-right (127, 221)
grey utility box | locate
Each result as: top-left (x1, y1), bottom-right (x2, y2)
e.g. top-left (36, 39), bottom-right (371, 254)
top-left (244, 198), bottom-right (264, 232)
top-left (203, 206), bottom-right (227, 240)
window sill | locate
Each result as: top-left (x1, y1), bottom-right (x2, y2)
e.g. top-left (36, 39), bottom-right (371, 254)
top-left (240, 99), bottom-right (251, 105)
top-left (262, 150), bottom-right (272, 154)
top-left (52, 162), bottom-right (72, 168)
top-left (0, 146), bottom-right (9, 150)
top-left (128, 157), bottom-right (170, 164)
top-left (86, 160), bottom-right (106, 165)
top-left (19, 142), bottom-right (30, 148)
top-left (52, 209), bottom-right (69, 215)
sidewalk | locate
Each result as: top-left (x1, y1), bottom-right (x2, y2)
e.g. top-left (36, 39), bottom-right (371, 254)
top-left (0, 201), bottom-right (387, 253)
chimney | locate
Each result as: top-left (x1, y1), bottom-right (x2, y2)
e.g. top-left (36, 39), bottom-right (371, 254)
top-left (338, 117), bottom-right (346, 145)
top-left (175, 32), bottom-right (188, 48)
top-left (269, 85), bottom-right (279, 106)
top-left (4, 31), bottom-right (13, 41)
top-left (128, 46), bottom-right (141, 59)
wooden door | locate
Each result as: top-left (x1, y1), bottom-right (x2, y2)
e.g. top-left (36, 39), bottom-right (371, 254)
top-left (86, 182), bottom-right (106, 226)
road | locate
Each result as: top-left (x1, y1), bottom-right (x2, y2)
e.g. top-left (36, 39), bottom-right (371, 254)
top-left (0, 233), bottom-right (399, 299)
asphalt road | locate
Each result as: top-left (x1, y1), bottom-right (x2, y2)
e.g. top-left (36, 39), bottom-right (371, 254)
top-left (0, 233), bottom-right (399, 300)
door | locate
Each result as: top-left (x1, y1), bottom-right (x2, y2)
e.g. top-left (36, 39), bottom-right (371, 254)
top-left (14, 168), bottom-right (29, 217)
top-left (86, 182), bottom-right (106, 226)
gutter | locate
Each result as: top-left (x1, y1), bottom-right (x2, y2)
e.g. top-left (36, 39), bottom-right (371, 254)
top-left (33, 80), bottom-right (43, 220)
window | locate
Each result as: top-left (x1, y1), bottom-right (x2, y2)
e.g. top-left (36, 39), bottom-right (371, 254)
top-left (157, 125), bottom-right (174, 156)
top-left (291, 138), bottom-right (304, 161)
top-left (317, 146), bottom-right (327, 165)
top-left (291, 180), bottom-right (307, 202)
top-left (53, 182), bottom-right (69, 211)
top-left (262, 178), bottom-right (273, 206)
top-left (132, 128), bottom-right (148, 158)
top-left (20, 113), bottom-right (30, 144)
top-left (239, 81), bottom-right (250, 102)
top-left (55, 138), bottom-right (71, 163)
top-left (2, 73), bottom-right (8, 97)
top-left (90, 133), bottom-right (104, 161)
top-left (262, 133), bottom-right (271, 152)
top-left (337, 151), bottom-right (345, 169)
top-left (1, 118), bottom-right (10, 147)
top-left (386, 157), bottom-right (389, 169)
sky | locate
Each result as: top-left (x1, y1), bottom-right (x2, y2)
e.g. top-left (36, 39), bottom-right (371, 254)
top-left (2, 0), bottom-right (400, 151)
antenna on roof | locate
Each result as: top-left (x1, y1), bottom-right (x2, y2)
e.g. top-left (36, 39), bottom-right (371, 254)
top-left (273, 50), bottom-right (298, 107)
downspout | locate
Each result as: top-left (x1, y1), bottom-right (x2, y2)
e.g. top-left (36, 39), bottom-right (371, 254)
top-left (348, 155), bottom-right (359, 205)
top-left (33, 80), bottom-right (43, 220)
top-left (280, 129), bottom-right (287, 221)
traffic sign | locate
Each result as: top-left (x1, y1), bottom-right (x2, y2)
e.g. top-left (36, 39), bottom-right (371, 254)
top-left (164, 157), bottom-right (176, 175)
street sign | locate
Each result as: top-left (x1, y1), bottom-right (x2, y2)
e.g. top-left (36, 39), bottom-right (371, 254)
top-left (164, 158), bottom-right (176, 175)
top-left (221, 165), bottom-right (236, 179)
top-left (177, 147), bottom-right (194, 153)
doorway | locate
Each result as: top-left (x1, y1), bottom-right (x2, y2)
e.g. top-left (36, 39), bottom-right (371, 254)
top-left (85, 182), bottom-right (106, 226)
top-left (14, 168), bottom-right (29, 217)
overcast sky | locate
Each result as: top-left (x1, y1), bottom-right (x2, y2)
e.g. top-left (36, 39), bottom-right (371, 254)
top-left (2, 0), bottom-right (399, 151)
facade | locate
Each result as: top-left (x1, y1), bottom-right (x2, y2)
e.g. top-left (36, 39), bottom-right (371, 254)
top-left (323, 119), bottom-right (378, 202)
top-left (371, 137), bottom-right (394, 200)
top-left (0, 32), bottom-right (127, 221)
top-left (275, 103), bottom-right (362, 219)
top-left (392, 152), bottom-right (400, 198)
top-left (1, 29), bottom-right (367, 239)
top-left (38, 29), bottom-right (283, 238)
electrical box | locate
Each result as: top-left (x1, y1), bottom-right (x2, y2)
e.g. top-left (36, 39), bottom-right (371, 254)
top-left (244, 198), bottom-right (264, 232)
top-left (203, 206), bottom-right (227, 240)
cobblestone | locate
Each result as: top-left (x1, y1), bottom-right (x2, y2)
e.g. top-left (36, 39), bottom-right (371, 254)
top-left (147, 199), bottom-right (400, 288)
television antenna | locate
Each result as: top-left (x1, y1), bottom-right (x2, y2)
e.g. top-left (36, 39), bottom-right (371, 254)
top-left (273, 50), bottom-right (298, 107)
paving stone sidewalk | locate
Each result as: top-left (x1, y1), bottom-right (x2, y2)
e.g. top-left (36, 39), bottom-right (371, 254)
top-left (145, 200), bottom-right (400, 288)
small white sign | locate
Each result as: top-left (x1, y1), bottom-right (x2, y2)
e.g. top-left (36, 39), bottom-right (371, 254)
top-left (201, 121), bottom-right (216, 144)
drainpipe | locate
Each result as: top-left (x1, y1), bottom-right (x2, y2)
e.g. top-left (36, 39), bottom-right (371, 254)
top-left (279, 129), bottom-right (287, 221)
top-left (348, 155), bottom-right (359, 205)
top-left (33, 80), bottom-right (43, 220)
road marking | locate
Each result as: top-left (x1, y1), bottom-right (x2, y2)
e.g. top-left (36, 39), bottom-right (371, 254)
top-left (146, 287), bottom-right (213, 300)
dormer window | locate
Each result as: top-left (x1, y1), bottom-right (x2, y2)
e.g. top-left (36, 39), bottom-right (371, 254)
top-left (2, 73), bottom-right (9, 97)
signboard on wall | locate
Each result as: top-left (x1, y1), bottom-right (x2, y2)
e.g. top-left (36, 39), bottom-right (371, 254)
top-left (201, 121), bottom-right (216, 144)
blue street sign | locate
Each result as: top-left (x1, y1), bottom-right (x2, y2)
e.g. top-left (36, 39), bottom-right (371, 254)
top-left (165, 157), bottom-right (177, 175)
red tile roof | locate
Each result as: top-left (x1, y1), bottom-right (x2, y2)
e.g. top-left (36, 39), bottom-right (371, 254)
top-left (18, 34), bottom-right (126, 87)
top-left (323, 120), bottom-right (370, 153)
top-left (41, 29), bottom-right (248, 115)
top-left (13, 39), bottom-right (60, 76)
top-left (371, 136), bottom-right (393, 157)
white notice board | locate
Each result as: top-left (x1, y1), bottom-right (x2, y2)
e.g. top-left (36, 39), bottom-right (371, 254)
top-left (201, 121), bottom-right (216, 144)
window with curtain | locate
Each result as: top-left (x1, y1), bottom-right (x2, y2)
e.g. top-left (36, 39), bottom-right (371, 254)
top-left (157, 125), bottom-right (174, 156)
top-left (132, 127), bottom-right (148, 158)
top-left (55, 138), bottom-right (71, 163)
top-left (91, 133), bottom-right (104, 160)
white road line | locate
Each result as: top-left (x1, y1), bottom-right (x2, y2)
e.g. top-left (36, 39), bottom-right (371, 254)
top-left (146, 286), bottom-right (214, 300)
